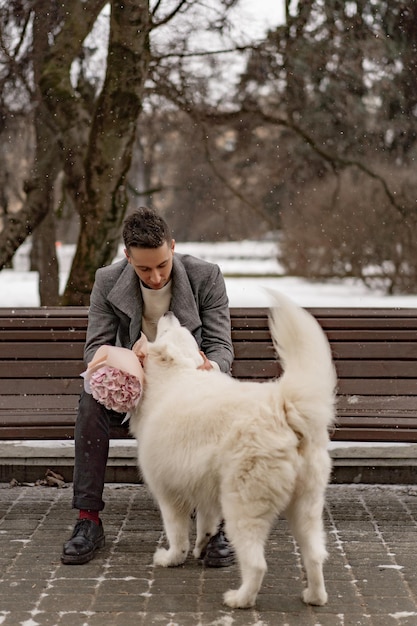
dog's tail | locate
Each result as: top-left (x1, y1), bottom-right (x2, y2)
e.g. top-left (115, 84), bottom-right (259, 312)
top-left (267, 290), bottom-right (336, 437)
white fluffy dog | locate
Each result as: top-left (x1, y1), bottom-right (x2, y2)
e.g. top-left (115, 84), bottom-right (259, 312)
top-left (129, 290), bottom-right (336, 609)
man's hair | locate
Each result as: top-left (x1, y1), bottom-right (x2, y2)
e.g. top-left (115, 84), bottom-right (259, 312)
top-left (123, 207), bottom-right (172, 250)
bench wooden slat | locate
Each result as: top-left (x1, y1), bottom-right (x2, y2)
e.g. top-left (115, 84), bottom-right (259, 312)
top-left (0, 307), bottom-right (89, 317)
top-left (317, 318), bottom-right (417, 330)
top-left (331, 342), bottom-right (417, 359)
top-left (0, 424), bottom-right (127, 439)
top-left (0, 426), bottom-right (75, 439)
top-left (231, 360), bottom-right (280, 378)
top-left (0, 343), bottom-right (84, 359)
top-left (231, 330), bottom-right (271, 341)
top-left (232, 329), bottom-right (417, 341)
top-left (325, 330), bottom-right (417, 340)
top-left (0, 361), bottom-right (84, 378)
top-left (0, 311), bottom-right (87, 330)
top-left (231, 359), bottom-right (417, 379)
top-left (333, 428), bottom-right (417, 442)
top-left (0, 395), bottom-right (79, 410)
top-left (232, 343), bottom-right (275, 359)
top-left (0, 330), bottom-right (87, 341)
top-left (337, 395), bottom-right (417, 411)
top-left (0, 412), bottom-right (77, 426)
top-left (336, 361), bottom-right (417, 378)
top-left (336, 415), bottom-right (417, 426)
top-left (228, 377), bottom-right (417, 396)
top-left (338, 379), bottom-right (417, 395)
top-left (231, 306), bottom-right (417, 319)
top-left (0, 379), bottom-right (83, 394)
top-left (233, 341), bottom-right (417, 360)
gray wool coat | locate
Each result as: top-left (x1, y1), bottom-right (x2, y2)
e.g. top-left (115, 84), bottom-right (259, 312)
top-left (84, 253), bottom-right (234, 373)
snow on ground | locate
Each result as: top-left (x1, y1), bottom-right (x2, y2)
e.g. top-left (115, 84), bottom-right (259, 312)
top-left (3, 240), bottom-right (417, 308)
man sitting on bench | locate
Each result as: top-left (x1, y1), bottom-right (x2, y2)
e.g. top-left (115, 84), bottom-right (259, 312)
top-left (61, 207), bottom-right (235, 568)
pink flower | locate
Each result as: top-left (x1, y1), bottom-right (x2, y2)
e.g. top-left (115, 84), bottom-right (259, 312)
top-left (89, 365), bottom-right (143, 413)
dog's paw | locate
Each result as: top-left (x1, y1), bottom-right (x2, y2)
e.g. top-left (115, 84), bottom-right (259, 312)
top-left (192, 546), bottom-right (203, 559)
top-left (153, 547), bottom-right (186, 568)
top-left (302, 587), bottom-right (328, 606)
top-left (223, 588), bottom-right (255, 609)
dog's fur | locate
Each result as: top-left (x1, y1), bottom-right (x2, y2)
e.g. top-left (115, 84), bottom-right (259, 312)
top-left (129, 290), bottom-right (336, 609)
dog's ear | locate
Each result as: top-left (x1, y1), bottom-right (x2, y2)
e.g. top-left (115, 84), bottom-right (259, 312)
top-left (132, 333), bottom-right (148, 365)
top-left (149, 343), bottom-right (177, 365)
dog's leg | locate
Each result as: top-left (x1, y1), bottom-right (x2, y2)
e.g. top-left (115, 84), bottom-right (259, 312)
top-left (222, 513), bottom-right (271, 609)
top-left (285, 491), bottom-right (328, 606)
top-left (193, 507), bottom-right (221, 559)
top-left (154, 500), bottom-right (191, 567)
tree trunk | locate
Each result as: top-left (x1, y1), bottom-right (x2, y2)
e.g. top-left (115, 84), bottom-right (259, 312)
top-left (30, 210), bottom-right (60, 305)
top-left (36, 0), bottom-right (152, 305)
top-left (29, 2), bottom-right (61, 305)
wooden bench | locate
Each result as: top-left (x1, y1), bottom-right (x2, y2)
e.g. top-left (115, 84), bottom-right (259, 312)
top-left (1, 306), bottom-right (417, 442)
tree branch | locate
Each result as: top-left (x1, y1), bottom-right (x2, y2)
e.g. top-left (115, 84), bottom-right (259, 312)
top-left (201, 106), bottom-right (412, 220)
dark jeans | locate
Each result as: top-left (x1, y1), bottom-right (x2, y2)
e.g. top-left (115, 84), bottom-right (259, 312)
top-left (72, 390), bottom-right (129, 511)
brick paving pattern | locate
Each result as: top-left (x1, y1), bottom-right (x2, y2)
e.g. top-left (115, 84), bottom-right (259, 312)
top-left (0, 483), bottom-right (417, 626)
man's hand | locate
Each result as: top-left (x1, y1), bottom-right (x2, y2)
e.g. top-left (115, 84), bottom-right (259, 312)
top-left (198, 351), bottom-right (214, 371)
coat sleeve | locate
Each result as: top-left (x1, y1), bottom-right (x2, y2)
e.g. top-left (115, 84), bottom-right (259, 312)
top-left (83, 268), bottom-right (121, 365)
top-left (198, 264), bottom-right (234, 374)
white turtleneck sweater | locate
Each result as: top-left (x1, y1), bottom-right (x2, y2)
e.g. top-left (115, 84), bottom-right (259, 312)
top-left (140, 280), bottom-right (172, 342)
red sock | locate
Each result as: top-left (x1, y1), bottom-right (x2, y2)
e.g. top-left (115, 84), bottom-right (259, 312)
top-left (79, 510), bottom-right (100, 525)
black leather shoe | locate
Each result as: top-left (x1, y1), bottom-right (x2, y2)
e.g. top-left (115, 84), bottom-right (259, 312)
top-left (61, 519), bottom-right (105, 565)
top-left (203, 528), bottom-right (235, 568)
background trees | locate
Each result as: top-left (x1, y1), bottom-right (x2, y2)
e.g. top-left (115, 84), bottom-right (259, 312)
top-left (272, 0), bottom-right (417, 294)
top-left (1, 0), bottom-right (416, 302)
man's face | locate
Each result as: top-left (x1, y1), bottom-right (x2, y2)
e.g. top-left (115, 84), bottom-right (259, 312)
top-left (124, 240), bottom-right (175, 290)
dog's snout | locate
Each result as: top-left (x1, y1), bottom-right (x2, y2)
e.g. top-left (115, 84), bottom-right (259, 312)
top-left (164, 311), bottom-right (174, 318)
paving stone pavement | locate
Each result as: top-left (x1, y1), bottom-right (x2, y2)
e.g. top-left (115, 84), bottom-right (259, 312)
top-left (1, 482), bottom-right (417, 626)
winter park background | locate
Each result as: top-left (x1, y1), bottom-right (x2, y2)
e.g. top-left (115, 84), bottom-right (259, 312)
top-left (2, 239), bottom-right (417, 309)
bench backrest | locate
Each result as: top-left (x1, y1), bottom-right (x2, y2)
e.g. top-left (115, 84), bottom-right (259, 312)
top-left (1, 306), bottom-right (417, 441)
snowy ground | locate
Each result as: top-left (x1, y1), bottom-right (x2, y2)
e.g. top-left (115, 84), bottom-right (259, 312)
top-left (3, 240), bottom-right (417, 308)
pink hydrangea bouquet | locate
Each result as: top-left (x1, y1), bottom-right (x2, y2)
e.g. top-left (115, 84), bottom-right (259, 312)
top-left (88, 366), bottom-right (142, 413)
top-left (82, 345), bottom-right (144, 414)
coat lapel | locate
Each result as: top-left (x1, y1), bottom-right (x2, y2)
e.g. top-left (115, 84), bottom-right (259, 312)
top-left (170, 256), bottom-right (201, 332)
top-left (107, 261), bottom-right (143, 344)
